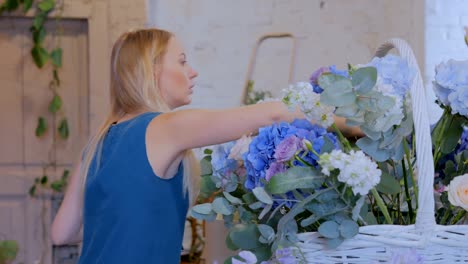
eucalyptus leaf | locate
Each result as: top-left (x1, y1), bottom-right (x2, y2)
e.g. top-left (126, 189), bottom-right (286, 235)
top-left (318, 221), bottom-right (340, 239)
top-left (253, 187), bottom-right (273, 204)
top-left (321, 90), bottom-right (356, 107)
top-left (225, 234), bottom-right (239, 251)
top-left (300, 214), bottom-right (319, 227)
top-left (199, 176), bottom-right (217, 200)
top-left (327, 237), bottom-right (344, 249)
top-left (258, 203), bottom-right (272, 220)
top-left (356, 137), bottom-right (391, 162)
top-left (351, 196), bottom-right (366, 221)
top-left (265, 167), bottom-right (324, 194)
top-left (223, 192), bottom-right (243, 205)
top-left (335, 104), bottom-right (361, 118)
top-left (229, 223), bottom-right (262, 250)
top-left (190, 210), bottom-right (217, 221)
top-left (192, 203), bottom-right (213, 215)
top-left (363, 212), bottom-right (378, 225)
top-left (316, 191), bottom-right (340, 203)
top-left (339, 220), bottom-right (359, 238)
top-left (257, 224), bottom-right (275, 243)
top-left (200, 157), bottom-right (212, 176)
top-left (35, 117), bottom-right (47, 137)
top-left (377, 95), bottom-right (396, 111)
top-left (48, 94), bottom-right (62, 113)
top-left (242, 192), bottom-right (257, 204)
top-left (351, 67), bottom-right (377, 94)
top-left (319, 74), bottom-right (356, 107)
top-left (238, 206), bottom-right (255, 222)
top-left (376, 172), bottom-right (401, 195)
top-left (58, 118), bottom-right (69, 139)
top-left (212, 197), bottom-right (234, 215)
top-left (249, 201), bottom-right (263, 210)
top-left (251, 246), bottom-right (272, 262)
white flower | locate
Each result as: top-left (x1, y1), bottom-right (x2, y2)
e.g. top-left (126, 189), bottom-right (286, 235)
top-left (447, 174), bottom-right (468, 211)
top-left (228, 135), bottom-right (252, 161)
top-left (319, 150), bottom-right (381, 195)
top-left (282, 82), bottom-right (336, 128)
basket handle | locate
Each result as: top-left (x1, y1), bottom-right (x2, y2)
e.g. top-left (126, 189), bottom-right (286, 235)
top-left (374, 39), bottom-right (436, 229)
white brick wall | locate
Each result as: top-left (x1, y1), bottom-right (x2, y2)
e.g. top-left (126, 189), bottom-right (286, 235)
top-left (147, 0), bottom-right (425, 110)
top-left (425, 0), bottom-right (468, 122)
top-left (425, 0), bottom-right (468, 74)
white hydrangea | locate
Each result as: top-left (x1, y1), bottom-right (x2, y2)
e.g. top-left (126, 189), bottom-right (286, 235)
top-left (282, 82), bottom-right (336, 128)
top-left (319, 150), bottom-right (381, 195)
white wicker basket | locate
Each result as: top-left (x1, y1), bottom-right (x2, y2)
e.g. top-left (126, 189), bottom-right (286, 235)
top-left (295, 39), bottom-right (468, 263)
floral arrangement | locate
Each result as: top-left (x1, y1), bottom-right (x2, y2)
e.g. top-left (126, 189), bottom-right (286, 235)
top-left (192, 40), bottom-right (468, 264)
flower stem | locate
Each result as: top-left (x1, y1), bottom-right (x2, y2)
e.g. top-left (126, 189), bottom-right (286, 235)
top-left (451, 209), bottom-right (467, 225)
top-left (332, 123), bottom-right (352, 152)
top-left (295, 155), bottom-right (313, 167)
top-left (401, 155), bottom-right (415, 224)
top-left (371, 188), bottom-right (392, 224)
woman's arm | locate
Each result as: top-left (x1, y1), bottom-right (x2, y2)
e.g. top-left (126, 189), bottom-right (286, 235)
top-left (50, 162), bottom-right (83, 245)
top-left (152, 101), bottom-right (361, 152)
top-left (152, 101), bottom-right (301, 151)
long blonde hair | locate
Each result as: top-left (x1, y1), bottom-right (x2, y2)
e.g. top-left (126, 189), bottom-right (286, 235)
top-left (81, 29), bottom-right (200, 205)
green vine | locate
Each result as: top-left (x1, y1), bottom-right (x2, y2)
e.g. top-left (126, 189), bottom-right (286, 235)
top-left (1, 0), bottom-right (70, 196)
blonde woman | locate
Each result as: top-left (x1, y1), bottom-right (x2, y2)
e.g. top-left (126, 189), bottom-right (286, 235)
top-left (51, 29), bottom-right (359, 263)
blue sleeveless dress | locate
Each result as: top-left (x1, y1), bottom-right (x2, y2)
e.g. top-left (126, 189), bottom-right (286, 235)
top-left (78, 112), bottom-right (189, 264)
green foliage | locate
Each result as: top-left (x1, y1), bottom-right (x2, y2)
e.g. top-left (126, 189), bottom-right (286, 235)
top-left (0, 240), bottom-right (18, 263)
top-left (244, 80), bottom-right (273, 105)
top-left (35, 116), bottom-right (47, 137)
top-left (48, 94), bottom-right (62, 113)
top-left (58, 118), bottom-right (69, 139)
top-left (265, 167), bottom-right (324, 194)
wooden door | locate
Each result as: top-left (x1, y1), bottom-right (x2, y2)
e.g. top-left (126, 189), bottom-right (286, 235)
top-left (0, 17), bottom-right (89, 264)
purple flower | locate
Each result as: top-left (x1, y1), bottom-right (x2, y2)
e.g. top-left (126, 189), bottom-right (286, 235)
top-left (310, 67), bottom-right (330, 84)
top-left (265, 162), bottom-right (287, 181)
top-left (275, 248), bottom-right (298, 264)
top-left (309, 65), bottom-right (348, 94)
top-left (274, 135), bottom-right (303, 162)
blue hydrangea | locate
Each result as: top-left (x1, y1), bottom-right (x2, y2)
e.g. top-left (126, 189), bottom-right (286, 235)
top-left (433, 59), bottom-right (468, 116)
top-left (367, 54), bottom-right (415, 98)
top-left (243, 119), bottom-right (338, 190)
top-left (211, 141), bottom-right (238, 177)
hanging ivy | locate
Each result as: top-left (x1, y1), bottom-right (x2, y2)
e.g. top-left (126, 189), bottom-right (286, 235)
top-left (1, 0), bottom-right (71, 196)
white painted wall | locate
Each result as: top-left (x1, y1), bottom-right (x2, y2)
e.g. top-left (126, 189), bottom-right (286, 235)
top-left (147, 0), bottom-right (425, 110)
